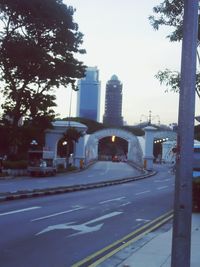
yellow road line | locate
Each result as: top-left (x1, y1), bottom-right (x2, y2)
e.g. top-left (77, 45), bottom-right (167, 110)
top-left (72, 210), bottom-right (173, 267)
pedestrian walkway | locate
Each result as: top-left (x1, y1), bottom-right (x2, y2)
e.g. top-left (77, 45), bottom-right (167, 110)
top-left (106, 213), bottom-right (200, 267)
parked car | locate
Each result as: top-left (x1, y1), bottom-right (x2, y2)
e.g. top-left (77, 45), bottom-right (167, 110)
top-left (112, 155), bottom-right (120, 162)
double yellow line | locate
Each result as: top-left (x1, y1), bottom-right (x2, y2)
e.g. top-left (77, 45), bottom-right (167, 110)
top-left (72, 210), bottom-right (173, 267)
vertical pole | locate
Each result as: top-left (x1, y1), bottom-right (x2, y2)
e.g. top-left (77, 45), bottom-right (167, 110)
top-left (171, 1), bottom-right (199, 267)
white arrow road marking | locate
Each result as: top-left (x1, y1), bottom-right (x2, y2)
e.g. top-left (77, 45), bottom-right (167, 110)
top-left (99, 197), bottom-right (126, 204)
top-left (0, 206), bottom-right (41, 216)
top-left (36, 211), bottom-right (122, 237)
top-left (31, 207), bottom-right (83, 222)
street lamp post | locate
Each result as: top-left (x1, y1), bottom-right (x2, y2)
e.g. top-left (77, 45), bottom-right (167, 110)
top-left (171, 1), bottom-right (199, 266)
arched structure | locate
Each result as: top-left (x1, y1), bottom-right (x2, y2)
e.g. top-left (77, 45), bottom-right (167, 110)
top-left (45, 121), bottom-right (88, 167)
top-left (85, 128), bottom-right (143, 167)
top-left (154, 130), bottom-right (177, 163)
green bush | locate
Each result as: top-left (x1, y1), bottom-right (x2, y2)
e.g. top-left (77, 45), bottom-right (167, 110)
top-left (3, 160), bottom-right (28, 169)
top-left (0, 171), bottom-right (8, 177)
top-left (57, 163), bottom-right (65, 172)
top-left (67, 165), bottom-right (77, 171)
top-left (57, 163), bottom-right (77, 173)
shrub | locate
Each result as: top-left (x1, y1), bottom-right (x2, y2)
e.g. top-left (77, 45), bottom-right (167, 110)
top-left (57, 163), bottom-right (65, 172)
top-left (67, 165), bottom-right (77, 171)
top-left (56, 163), bottom-right (77, 173)
top-left (3, 160), bottom-right (28, 169)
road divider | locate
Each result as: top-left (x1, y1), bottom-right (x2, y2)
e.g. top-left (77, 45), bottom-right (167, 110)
top-left (0, 170), bottom-right (156, 203)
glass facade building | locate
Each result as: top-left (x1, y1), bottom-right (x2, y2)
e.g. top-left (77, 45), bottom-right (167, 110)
top-left (76, 67), bottom-right (101, 121)
top-left (103, 75), bottom-right (123, 126)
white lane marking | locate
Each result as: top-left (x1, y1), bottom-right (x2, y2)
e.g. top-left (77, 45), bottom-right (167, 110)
top-left (0, 206), bottom-right (41, 217)
top-left (157, 186), bottom-right (168, 190)
top-left (136, 218), bottom-right (150, 222)
top-left (135, 190), bottom-right (150, 196)
top-left (99, 197), bottom-right (126, 204)
top-left (31, 207), bottom-right (83, 222)
top-left (36, 211), bottom-right (122, 236)
top-left (154, 178), bottom-right (170, 183)
top-left (119, 202), bottom-right (131, 207)
top-left (99, 162), bottom-right (109, 175)
top-left (87, 174), bottom-right (94, 178)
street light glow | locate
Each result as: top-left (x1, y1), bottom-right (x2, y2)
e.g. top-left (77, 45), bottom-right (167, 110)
top-left (62, 141), bottom-right (67, 146)
top-left (111, 135), bottom-right (116, 142)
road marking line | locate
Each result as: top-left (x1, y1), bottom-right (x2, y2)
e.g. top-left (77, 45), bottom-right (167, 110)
top-left (154, 178), bottom-right (170, 183)
top-left (90, 213), bottom-right (173, 267)
top-left (0, 206), bottom-right (41, 216)
top-left (99, 197), bottom-right (126, 204)
top-left (135, 190), bottom-right (150, 196)
top-left (85, 211), bottom-right (122, 225)
top-left (72, 210), bottom-right (173, 267)
top-left (136, 218), bottom-right (150, 222)
top-left (36, 211), bottom-right (122, 236)
top-left (118, 202), bottom-right (131, 207)
top-left (157, 186), bottom-right (168, 190)
top-left (31, 207), bottom-right (83, 222)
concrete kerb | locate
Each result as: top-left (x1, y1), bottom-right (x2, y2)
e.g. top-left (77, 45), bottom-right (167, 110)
top-left (0, 170), bottom-right (157, 203)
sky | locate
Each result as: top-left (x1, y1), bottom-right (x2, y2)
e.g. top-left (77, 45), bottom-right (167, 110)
top-left (54, 1), bottom-right (197, 125)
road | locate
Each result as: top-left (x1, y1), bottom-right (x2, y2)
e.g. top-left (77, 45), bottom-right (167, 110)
top-left (0, 161), bottom-right (142, 194)
top-left (0, 162), bottom-right (174, 267)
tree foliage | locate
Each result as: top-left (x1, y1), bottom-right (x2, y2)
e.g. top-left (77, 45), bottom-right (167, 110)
top-left (149, 0), bottom-right (184, 42)
top-left (63, 127), bottom-right (84, 143)
top-left (0, 0), bottom-right (86, 127)
top-left (149, 0), bottom-right (200, 97)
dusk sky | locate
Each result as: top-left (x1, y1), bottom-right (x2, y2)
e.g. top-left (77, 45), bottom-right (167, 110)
top-left (55, 0), bottom-right (185, 126)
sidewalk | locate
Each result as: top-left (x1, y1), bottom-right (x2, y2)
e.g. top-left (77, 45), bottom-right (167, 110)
top-left (106, 213), bottom-right (200, 267)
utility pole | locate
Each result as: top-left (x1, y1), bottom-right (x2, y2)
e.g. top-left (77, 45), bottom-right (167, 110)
top-left (171, 1), bottom-right (199, 267)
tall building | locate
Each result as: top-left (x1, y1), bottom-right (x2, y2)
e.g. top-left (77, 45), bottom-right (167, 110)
top-left (103, 75), bottom-right (123, 126)
top-left (76, 67), bottom-right (101, 121)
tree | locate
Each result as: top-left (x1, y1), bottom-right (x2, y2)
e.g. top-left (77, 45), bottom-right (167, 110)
top-left (149, 0), bottom-right (200, 97)
top-left (0, 0), bottom-right (86, 156)
top-left (63, 127), bottom-right (84, 143)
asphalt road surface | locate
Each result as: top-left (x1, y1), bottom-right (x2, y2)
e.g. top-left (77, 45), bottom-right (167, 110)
top-left (0, 161), bottom-right (142, 194)
top-left (0, 163), bottom-right (174, 267)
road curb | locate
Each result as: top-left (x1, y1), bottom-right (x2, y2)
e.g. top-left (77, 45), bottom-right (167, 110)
top-left (0, 170), bottom-right (157, 202)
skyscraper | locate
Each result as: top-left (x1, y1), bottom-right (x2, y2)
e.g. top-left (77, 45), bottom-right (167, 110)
top-left (76, 67), bottom-right (101, 121)
top-left (103, 75), bottom-right (123, 126)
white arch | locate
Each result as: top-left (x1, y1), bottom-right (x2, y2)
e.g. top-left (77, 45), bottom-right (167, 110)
top-left (85, 128), bottom-right (143, 167)
top-left (45, 121), bottom-right (88, 167)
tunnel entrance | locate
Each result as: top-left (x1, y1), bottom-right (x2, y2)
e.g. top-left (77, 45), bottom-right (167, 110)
top-left (98, 136), bottom-right (128, 161)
